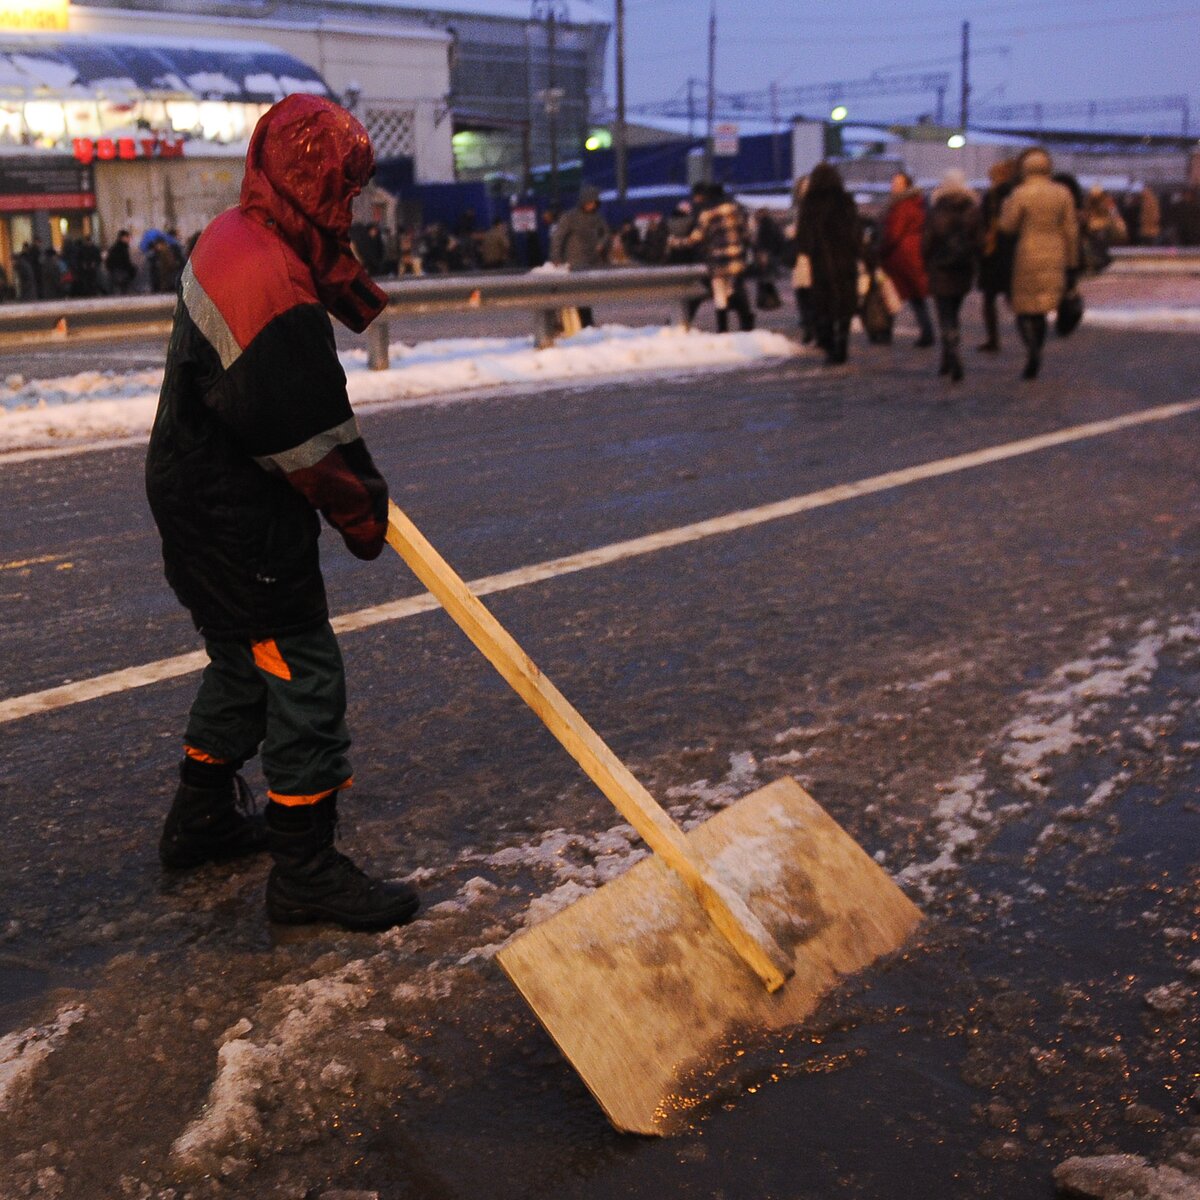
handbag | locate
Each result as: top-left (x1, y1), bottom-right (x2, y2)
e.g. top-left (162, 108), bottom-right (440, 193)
top-left (1056, 287), bottom-right (1084, 337)
top-left (876, 270), bottom-right (903, 316)
top-left (860, 276), bottom-right (894, 343)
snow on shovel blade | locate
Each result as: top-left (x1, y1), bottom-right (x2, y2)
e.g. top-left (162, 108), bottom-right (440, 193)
top-left (497, 778), bottom-right (922, 1135)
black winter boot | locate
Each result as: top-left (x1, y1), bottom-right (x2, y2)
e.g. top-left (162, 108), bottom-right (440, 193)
top-left (265, 794), bottom-right (420, 931)
top-left (831, 321), bottom-right (850, 364)
top-left (944, 330), bottom-right (964, 382)
top-left (1018, 316), bottom-right (1045, 380)
top-left (159, 770), bottom-right (268, 869)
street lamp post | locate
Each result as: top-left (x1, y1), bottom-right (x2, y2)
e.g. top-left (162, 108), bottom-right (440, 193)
top-left (615, 0), bottom-right (627, 202)
top-left (534, 2), bottom-right (567, 208)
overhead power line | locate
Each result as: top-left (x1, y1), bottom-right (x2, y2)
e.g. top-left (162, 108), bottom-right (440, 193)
top-left (973, 93), bottom-right (1192, 135)
top-left (629, 71), bottom-right (953, 122)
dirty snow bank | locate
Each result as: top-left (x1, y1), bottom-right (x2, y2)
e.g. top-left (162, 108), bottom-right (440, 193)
top-left (171, 966), bottom-right (386, 1171)
top-left (0, 325), bottom-right (801, 452)
top-left (1054, 1152), bottom-right (1200, 1200)
top-left (0, 1004), bottom-right (86, 1111)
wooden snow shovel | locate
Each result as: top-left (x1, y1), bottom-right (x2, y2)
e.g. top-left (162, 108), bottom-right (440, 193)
top-left (385, 501), bottom-right (922, 1134)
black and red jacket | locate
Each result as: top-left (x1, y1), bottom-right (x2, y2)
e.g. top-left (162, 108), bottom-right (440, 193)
top-left (146, 96), bottom-right (389, 642)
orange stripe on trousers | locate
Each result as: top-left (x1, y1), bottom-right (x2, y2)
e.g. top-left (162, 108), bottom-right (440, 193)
top-left (267, 778), bottom-right (353, 806)
top-left (251, 638), bottom-right (293, 681)
top-left (184, 745), bottom-right (228, 765)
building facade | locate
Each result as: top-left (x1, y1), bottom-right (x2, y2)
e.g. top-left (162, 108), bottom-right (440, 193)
top-left (0, 0), bottom-right (612, 289)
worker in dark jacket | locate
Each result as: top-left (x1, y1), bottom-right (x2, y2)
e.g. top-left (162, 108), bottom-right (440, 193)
top-left (145, 94), bottom-right (420, 932)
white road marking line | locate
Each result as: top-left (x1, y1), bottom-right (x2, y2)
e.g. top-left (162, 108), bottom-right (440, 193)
top-left (0, 437), bottom-right (145, 466)
top-left (2, 398), bottom-right (1198, 726)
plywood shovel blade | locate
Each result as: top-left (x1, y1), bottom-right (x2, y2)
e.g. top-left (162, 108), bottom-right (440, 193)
top-left (497, 778), bottom-right (922, 1135)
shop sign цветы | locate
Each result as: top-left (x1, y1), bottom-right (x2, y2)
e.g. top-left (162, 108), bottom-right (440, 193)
top-left (0, 157), bottom-right (94, 211)
top-left (72, 137), bottom-right (186, 164)
top-left (0, 0), bottom-right (68, 31)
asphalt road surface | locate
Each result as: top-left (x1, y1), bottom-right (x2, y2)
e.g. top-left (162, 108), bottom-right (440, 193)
top-left (1, 304), bottom-right (1198, 1200)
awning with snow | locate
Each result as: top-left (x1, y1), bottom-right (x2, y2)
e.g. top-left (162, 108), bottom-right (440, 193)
top-left (0, 33), bottom-right (329, 105)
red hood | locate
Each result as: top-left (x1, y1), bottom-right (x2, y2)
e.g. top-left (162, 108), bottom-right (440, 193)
top-left (240, 94), bottom-right (387, 333)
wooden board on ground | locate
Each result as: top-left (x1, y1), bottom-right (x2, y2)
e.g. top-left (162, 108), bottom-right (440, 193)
top-left (497, 778), bottom-right (922, 1135)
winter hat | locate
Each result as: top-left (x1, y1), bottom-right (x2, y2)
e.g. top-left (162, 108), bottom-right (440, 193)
top-left (932, 167), bottom-right (976, 204)
top-left (1019, 148), bottom-right (1054, 179)
top-left (578, 185), bottom-right (601, 206)
top-left (940, 168), bottom-right (969, 192)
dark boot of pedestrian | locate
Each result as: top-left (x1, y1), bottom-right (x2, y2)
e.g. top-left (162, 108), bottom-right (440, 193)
top-left (942, 331), bottom-right (964, 382)
top-left (912, 298), bottom-right (935, 348)
top-left (265, 792), bottom-right (420, 931)
top-left (159, 763), bottom-right (267, 870)
top-left (795, 288), bottom-right (815, 344)
top-left (1018, 315), bottom-right (1045, 380)
top-left (830, 320), bottom-right (849, 365)
top-left (978, 293), bottom-right (1000, 352)
top-left (814, 317), bottom-right (835, 363)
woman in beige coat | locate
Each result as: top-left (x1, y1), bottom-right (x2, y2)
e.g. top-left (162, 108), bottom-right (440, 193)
top-left (998, 148), bottom-right (1079, 379)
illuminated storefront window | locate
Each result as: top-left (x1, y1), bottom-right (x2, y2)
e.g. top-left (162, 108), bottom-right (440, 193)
top-left (0, 34), bottom-right (325, 151)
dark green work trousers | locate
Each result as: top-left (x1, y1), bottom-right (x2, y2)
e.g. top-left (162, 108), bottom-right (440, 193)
top-left (183, 621), bottom-right (352, 803)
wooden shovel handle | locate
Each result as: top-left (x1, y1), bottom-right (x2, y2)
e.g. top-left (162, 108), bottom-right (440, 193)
top-left (385, 501), bottom-right (792, 992)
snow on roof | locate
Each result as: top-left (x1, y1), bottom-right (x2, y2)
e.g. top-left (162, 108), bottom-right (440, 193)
top-left (318, 0), bottom-right (609, 24)
top-left (0, 32), bottom-right (328, 103)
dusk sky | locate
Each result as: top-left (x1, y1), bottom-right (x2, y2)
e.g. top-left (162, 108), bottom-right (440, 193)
top-left (616, 0), bottom-right (1199, 134)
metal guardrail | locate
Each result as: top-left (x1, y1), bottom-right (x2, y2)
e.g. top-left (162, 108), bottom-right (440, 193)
top-left (0, 265), bottom-right (712, 367)
top-left (1108, 246), bottom-right (1200, 275)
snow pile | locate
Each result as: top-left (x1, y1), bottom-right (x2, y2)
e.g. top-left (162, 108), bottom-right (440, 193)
top-left (894, 771), bottom-right (991, 889)
top-left (1053, 1153), bottom-right (1200, 1200)
top-left (0, 1003), bottom-right (86, 1112)
top-left (0, 325), bottom-right (801, 452)
top-left (171, 968), bottom-right (378, 1171)
top-left (665, 750), bottom-right (762, 825)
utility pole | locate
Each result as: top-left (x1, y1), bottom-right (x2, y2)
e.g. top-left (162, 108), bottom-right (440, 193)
top-left (615, 0), bottom-right (627, 201)
top-left (547, 7), bottom-right (559, 206)
top-left (704, 2), bottom-right (716, 183)
top-left (959, 19), bottom-right (970, 130)
top-left (687, 77), bottom-right (698, 138)
top-left (533, 4), bottom-right (566, 205)
top-left (769, 80), bottom-right (781, 183)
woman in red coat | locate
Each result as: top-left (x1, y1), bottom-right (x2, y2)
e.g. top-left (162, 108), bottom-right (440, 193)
top-left (880, 171), bottom-right (935, 347)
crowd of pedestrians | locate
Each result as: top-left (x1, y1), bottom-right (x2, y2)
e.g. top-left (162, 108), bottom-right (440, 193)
top-left (787, 148), bottom-right (1104, 381)
top-left (7, 164), bottom-right (1198, 382)
top-left (3, 227), bottom-right (189, 301)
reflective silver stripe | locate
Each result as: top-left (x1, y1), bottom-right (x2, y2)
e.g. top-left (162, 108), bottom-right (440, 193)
top-left (180, 260), bottom-right (241, 370)
top-left (255, 415), bottom-right (361, 474)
